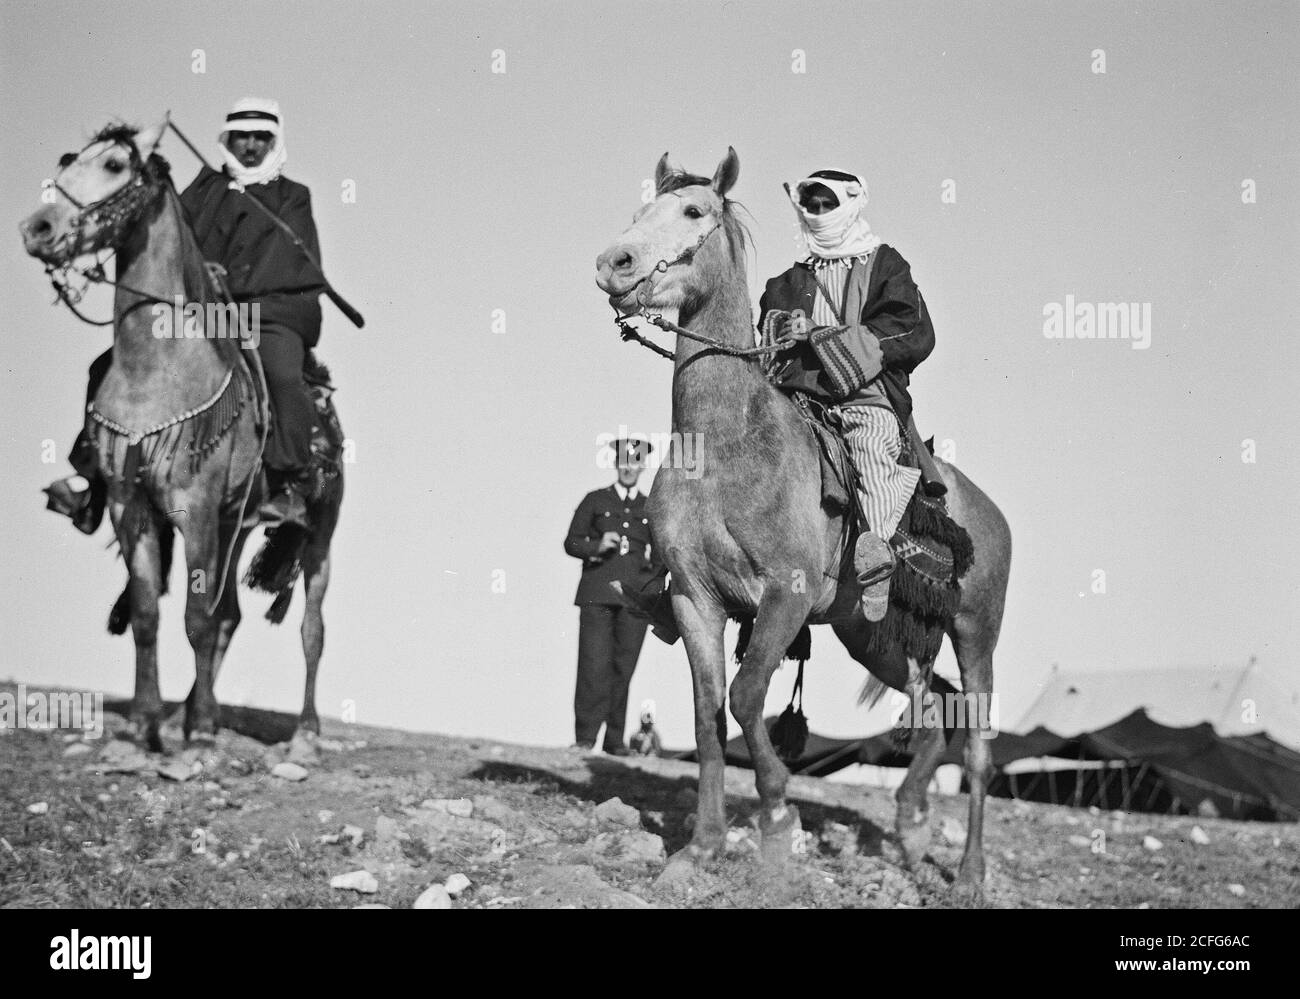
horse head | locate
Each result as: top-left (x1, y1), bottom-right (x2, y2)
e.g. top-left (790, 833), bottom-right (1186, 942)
top-left (19, 115), bottom-right (170, 265)
top-left (596, 147), bottom-right (744, 316)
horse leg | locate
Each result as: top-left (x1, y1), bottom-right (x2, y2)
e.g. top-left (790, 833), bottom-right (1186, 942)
top-left (182, 525), bottom-right (249, 739)
top-left (670, 590), bottom-right (729, 864)
top-left (894, 667), bottom-right (957, 869)
top-left (297, 534), bottom-right (332, 737)
top-left (116, 507), bottom-right (165, 751)
top-left (728, 587), bottom-right (810, 863)
top-left (180, 523), bottom-right (226, 744)
top-left (949, 619), bottom-right (998, 896)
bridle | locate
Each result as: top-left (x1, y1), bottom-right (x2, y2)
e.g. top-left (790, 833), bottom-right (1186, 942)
top-left (41, 135), bottom-right (174, 325)
top-left (610, 202), bottom-right (798, 361)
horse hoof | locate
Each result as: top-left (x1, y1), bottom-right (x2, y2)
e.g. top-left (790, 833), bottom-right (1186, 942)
top-left (949, 879), bottom-right (987, 908)
top-left (895, 815), bottom-right (932, 870)
top-left (655, 844), bottom-right (715, 890)
top-left (759, 805), bottom-right (804, 865)
top-left (288, 729), bottom-right (321, 764)
top-left (187, 729), bottom-right (217, 748)
top-left (128, 716), bottom-right (163, 753)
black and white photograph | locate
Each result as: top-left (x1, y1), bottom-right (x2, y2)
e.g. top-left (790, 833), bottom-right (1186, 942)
top-left (0, 0), bottom-right (1295, 963)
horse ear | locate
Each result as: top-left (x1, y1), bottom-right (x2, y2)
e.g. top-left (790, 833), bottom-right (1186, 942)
top-left (134, 113), bottom-right (170, 159)
top-left (712, 146), bottom-right (739, 197)
top-left (654, 152), bottom-right (677, 195)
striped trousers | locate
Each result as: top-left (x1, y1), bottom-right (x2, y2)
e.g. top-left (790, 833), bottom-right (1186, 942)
top-left (831, 404), bottom-right (921, 540)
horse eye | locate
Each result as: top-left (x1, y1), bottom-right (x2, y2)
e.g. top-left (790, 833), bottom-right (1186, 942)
top-left (104, 160), bottom-right (125, 174)
top-left (684, 205), bottom-right (702, 219)
top-left (58, 153), bottom-right (76, 168)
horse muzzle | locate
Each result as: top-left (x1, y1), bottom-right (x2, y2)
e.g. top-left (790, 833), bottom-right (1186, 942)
top-left (19, 212), bottom-right (62, 260)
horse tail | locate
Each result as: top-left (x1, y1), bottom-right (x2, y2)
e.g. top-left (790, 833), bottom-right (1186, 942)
top-left (857, 673), bottom-right (892, 708)
top-left (107, 518), bottom-right (175, 635)
top-left (243, 524), bottom-right (309, 624)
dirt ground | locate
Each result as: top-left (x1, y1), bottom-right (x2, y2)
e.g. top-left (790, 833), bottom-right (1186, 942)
top-left (2, 682), bottom-right (1296, 909)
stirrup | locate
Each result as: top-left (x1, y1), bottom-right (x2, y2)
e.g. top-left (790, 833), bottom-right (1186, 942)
top-left (854, 533), bottom-right (894, 623)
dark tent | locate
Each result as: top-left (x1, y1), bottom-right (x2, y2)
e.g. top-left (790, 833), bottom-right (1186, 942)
top-left (673, 708), bottom-right (1300, 821)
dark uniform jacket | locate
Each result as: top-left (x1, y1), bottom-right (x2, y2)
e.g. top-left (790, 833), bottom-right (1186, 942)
top-left (757, 244), bottom-right (934, 422)
top-left (564, 487), bottom-right (663, 606)
top-left (179, 166), bottom-right (326, 345)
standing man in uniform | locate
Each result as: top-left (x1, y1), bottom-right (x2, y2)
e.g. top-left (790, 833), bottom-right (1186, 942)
top-left (563, 438), bottom-right (663, 754)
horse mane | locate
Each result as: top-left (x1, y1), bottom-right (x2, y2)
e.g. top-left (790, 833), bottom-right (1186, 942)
top-left (165, 183), bottom-right (246, 367)
top-left (89, 123), bottom-right (173, 185)
top-left (658, 171), bottom-right (753, 267)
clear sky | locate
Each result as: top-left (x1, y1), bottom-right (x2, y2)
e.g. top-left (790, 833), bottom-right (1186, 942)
top-left (2, 0), bottom-right (1297, 751)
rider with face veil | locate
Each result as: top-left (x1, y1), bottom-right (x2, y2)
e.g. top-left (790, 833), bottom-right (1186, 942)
top-left (758, 170), bottom-right (940, 621)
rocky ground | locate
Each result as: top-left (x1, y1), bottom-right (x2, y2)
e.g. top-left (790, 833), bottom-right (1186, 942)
top-left (2, 685), bottom-right (1297, 909)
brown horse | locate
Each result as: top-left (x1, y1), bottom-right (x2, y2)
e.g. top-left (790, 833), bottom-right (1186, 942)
top-left (596, 149), bottom-right (1011, 895)
top-left (19, 116), bottom-right (341, 750)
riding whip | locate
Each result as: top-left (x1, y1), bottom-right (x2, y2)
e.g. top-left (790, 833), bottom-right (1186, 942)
top-left (166, 118), bottom-right (364, 329)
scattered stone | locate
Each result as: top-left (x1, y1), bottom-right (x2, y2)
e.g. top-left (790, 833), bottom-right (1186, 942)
top-left (203, 781), bottom-right (224, 793)
top-left (1227, 883), bottom-right (1246, 898)
top-left (317, 809), bottom-right (335, 824)
top-left (1068, 834), bottom-right (1092, 848)
top-left (1196, 798), bottom-right (1220, 819)
top-left (940, 818), bottom-right (967, 847)
top-left (62, 743), bottom-right (93, 759)
top-left (270, 762), bottom-right (309, 782)
top-left (413, 885), bottom-right (453, 909)
top-left (353, 764), bottom-right (372, 778)
top-left (158, 761), bottom-right (196, 782)
top-left (26, 802), bottom-right (49, 815)
top-left (316, 737), bottom-right (344, 753)
top-left (514, 863), bottom-right (651, 909)
top-left (819, 821), bottom-right (857, 857)
top-left (1142, 836), bottom-right (1163, 852)
top-left (472, 796), bottom-right (519, 825)
top-left (421, 798), bottom-right (473, 817)
top-left (593, 797), bottom-right (641, 829)
top-left (97, 739), bottom-right (150, 774)
top-left (99, 713), bottom-right (129, 736)
top-left (342, 824), bottom-right (365, 846)
top-left (330, 870), bottom-right (379, 894)
top-left (725, 827), bottom-right (759, 855)
top-left (1189, 826), bottom-right (1210, 846)
top-left (605, 831), bottom-right (666, 867)
top-left (96, 793), bottom-right (112, 804)
top-left (1137, 902), bottom-right (1151, 910)
top-left (443, 873), bottom-right (471, 898)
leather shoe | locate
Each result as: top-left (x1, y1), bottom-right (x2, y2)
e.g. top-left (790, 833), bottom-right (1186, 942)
top-left (43, 475), bottom-right (106, 535)
top-left (259, 482), bottom-right (309, 530)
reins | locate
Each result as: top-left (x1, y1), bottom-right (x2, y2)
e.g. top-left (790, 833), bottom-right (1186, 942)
top-left (44, 135), bottom-right (177, 326)
top-left (611, 213), bottom-right (799, 361)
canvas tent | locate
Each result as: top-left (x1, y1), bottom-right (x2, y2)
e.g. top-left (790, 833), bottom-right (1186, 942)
top-left (1016, 661), bottom-right (1300, 750)
top-left (674, 661), bottom-right (1300, 821)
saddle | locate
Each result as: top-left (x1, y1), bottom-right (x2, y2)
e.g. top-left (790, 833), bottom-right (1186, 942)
top-left (785, 390), bottom-right (974, 663)
top-left (204, 263), bottom-right (344, 517)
